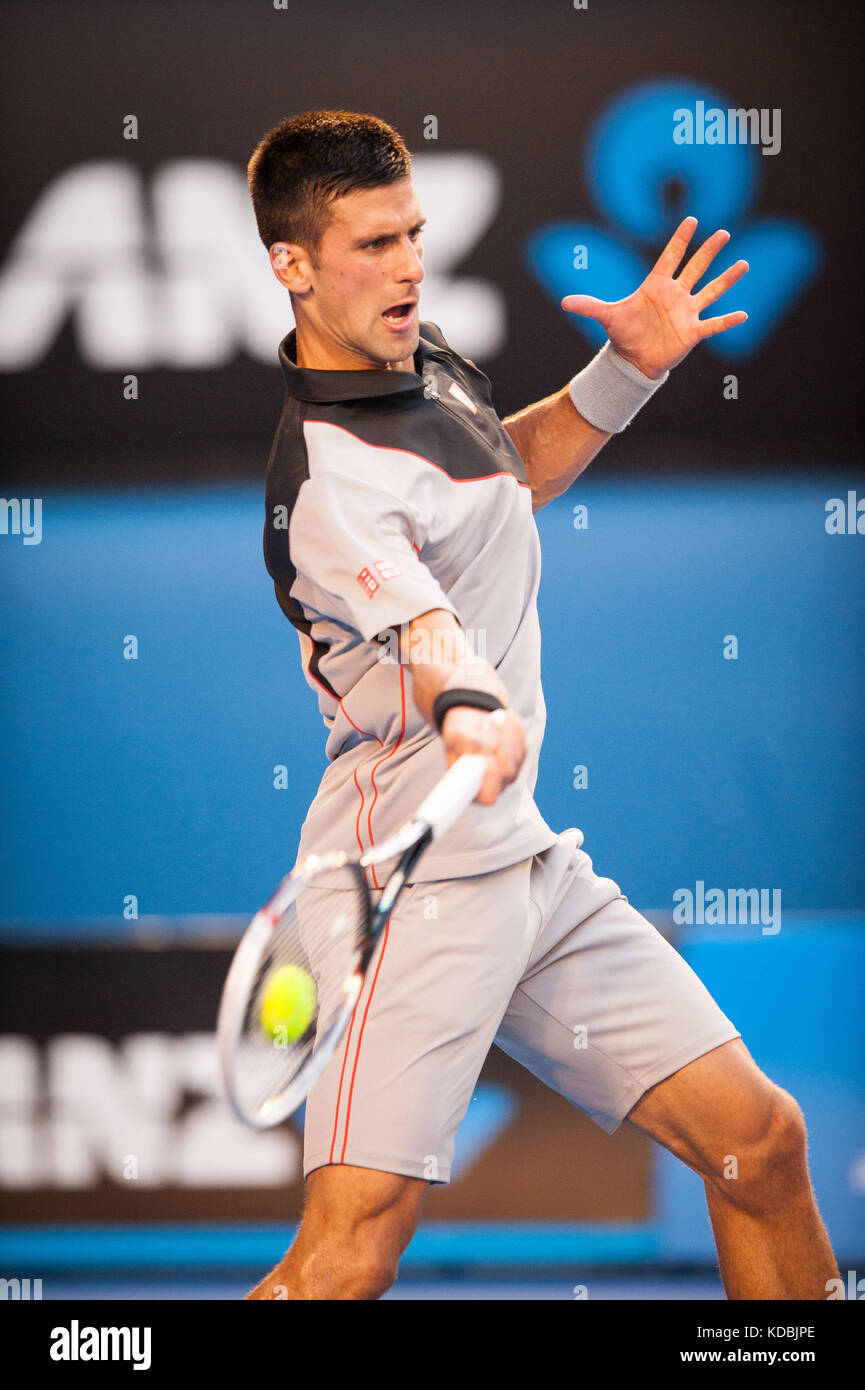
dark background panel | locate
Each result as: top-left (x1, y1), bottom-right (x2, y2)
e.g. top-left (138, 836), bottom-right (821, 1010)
top-left (0, 944), bottom-right (650, 1222)
top-left (0, 0), bottom-right (862, 479)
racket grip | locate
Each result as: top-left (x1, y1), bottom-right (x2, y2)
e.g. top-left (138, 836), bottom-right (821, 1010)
top-left (415, 754), bottom-right (486, 840)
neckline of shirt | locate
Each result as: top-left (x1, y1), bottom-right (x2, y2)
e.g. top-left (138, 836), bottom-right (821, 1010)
top-left (278, 327), bottom-right (451, 403)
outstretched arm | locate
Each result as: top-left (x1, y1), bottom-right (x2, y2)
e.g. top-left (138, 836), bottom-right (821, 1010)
top-left (504, 216), bottom-right (749, 511)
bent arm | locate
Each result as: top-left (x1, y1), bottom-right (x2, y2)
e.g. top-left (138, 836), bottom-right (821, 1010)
top-left (400, 608), bottom-right (525, 805)
top-left (402, 607), bottom-right (509, 725)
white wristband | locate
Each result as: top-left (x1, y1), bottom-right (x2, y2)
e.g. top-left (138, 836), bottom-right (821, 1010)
top-left (568, 341), bottom-right (669, 434)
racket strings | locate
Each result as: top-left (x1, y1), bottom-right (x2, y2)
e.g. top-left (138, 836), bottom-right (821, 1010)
top-left (229, 880), bottom-right (368, 1121)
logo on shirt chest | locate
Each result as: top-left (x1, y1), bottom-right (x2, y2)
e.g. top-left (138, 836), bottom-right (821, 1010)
top-left (424, 366), bottom-right (477, 415)
top-left (448, 380), bottom-right (477, 414)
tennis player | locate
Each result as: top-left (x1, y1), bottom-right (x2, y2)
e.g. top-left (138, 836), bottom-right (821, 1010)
top-left (244, 110), bottom-right (839, 1300)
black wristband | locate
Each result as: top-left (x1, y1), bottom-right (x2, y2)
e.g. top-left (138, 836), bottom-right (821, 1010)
top-left (432, 688), bottom-right (505, 734)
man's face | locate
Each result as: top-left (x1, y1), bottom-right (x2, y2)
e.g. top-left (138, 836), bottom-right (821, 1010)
top-left (296, 177), bottom-right (425, 370)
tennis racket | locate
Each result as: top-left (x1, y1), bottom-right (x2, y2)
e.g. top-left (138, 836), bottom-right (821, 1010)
top-left (217, 753), bottom-right (486, 1129)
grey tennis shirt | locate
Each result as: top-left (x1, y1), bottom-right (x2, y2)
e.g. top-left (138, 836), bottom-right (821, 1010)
top-left (264, 321), bottom-right (557, 885)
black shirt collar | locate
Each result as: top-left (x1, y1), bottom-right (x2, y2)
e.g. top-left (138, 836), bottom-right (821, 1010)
top-left (278, 326), bottom-right (444, 403)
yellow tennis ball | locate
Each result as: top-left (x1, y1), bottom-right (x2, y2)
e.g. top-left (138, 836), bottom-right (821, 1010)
top-left (260, 965), bottom-right (317, 1045)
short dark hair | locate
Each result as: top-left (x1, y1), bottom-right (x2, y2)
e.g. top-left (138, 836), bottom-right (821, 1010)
top-left (248, 110), bottom-right (411, 260)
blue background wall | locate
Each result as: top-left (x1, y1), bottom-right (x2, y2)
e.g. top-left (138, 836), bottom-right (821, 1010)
top-left (2, 476), bottom-right (862, 925)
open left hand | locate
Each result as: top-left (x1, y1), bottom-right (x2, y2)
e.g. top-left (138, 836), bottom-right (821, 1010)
top-left (561, 216), bottom-right (749, 380)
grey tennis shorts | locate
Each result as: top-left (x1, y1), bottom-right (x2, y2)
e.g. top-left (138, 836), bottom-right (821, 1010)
top-left (303, 827), bottom-right (740, 1184)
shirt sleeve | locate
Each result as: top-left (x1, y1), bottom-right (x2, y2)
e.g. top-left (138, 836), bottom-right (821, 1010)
top-left (288, 471), bottom-right (460, 644)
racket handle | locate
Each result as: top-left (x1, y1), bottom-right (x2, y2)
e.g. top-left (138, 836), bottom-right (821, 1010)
top-left (415, 754), bottom-right (487, 840)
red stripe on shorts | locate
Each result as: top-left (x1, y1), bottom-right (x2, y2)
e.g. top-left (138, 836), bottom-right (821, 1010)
top-left (329, 667), bottom-right (405, 1161)
top-left (339, 915), bottom-right (392, 1165)
top-left (328, 989), bottom-right (361, 1166)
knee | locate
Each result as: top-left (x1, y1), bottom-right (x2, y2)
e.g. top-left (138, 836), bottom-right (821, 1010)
top-left (709, 1084), bottom-right (809, 1211)
top-left (758, 1086), bottom-right (809, 1185)
top-left (343, 1244), bottom-right (400, 1300)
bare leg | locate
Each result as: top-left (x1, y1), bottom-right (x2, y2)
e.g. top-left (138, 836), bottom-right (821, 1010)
top-left (246, 1164), bottom-right (428, 1300)
top-left (626, 1038), bottom-right (839, 1300)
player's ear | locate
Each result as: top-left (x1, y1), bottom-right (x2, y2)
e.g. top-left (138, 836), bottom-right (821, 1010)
top-left (270, 241), bottom-right (313, 293)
